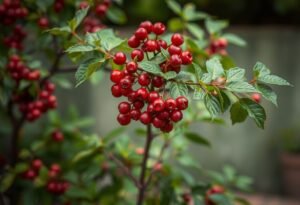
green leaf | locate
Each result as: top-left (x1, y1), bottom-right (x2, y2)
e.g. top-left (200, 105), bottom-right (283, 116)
top-left (168, 18), bottom-right (184, 31)
top-left (255, 83), bottom-right (278, 106)
top-left (166, 0), bottom-right (182, 15)
top-left (222, 33), bottom-right (247, 46)
top-left (206, 58), bottom-right (225, 80)
top-left (205, 19), bottom-right (228, 34)
top-left (0, 173), bottom-right (15, 192)
top-left (72, 148), bottom-right (98, 163)
top-left (192, 62), bottom-right (203, 82)
top-left (258, 74), bottom-right (291, 86)
top-left (235, 197), bottom-right (251, 205)
top-left (36, 0), bottom-right (54, 12)
top-left (240, 98), bottom-right (266, 129)
top-left (98, 29), bottom-right (125, 51)
top-left (230, 102), bottom-right (248, 124)
top-left (183, 3), bottom-right (208, 21)
top-left (204, 94), bottom-right (222, 118)
top-left (187, 23), bottom-right (204, 40)
top-left (226, 67), bottom-right (245, 83)
top-left (253, 62), bottom-right (271, 77)
top-left (226, 81), bottom-right (258, 93)
top-left (169, 82), bottom-right (189, 98)
top-left (139, 61), bottom-right (162, 74)
top-left (66, 44), bottom-right (96, 53)
top-left (161, 71), bottom-right (177, 80)
top-left (184, 132), bottom-right (210, 147)
top-left (69, 7), bottom-right (89, 31)
top-left (104, 127), bottom-right (126, 143)
top-left (46, 26), bottom-right (71, 36)
top-left (210, 194), bottom-right (232, 205)
top-left (106, 5), bottom-right (127, 24)
top-left (75, 57), bottom-right (105, 87)
top-left (135, 128), bottom-right (147, 137)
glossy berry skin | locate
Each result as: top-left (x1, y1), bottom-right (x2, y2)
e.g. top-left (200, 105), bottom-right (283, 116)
top-left (120, 78), bottom-right (132, 89)
top-left (110, 70), bottom-right (124, 83)
top-left (133, 100), bottom-right (144, 109)
top-left (111, 84), bottom-right (122, 97)
top-left (128, 35), bottom-right (140, 48)
top-left (153, 22), bottom-right (166, 35)
top-left (138, 73), bottom-right (151, 86)
top-left (170, 54), bottom-right (182, 66)
top-left (126, 62), bottom-right (138, 73)
top-left (152, 117), bottom-right (165, 128)
top-left (181, 51), bottom-right (193, 65)
top-left (139, 21), bottom-right (153, 33)
top-left (136, 88), bottom-right (148, 100)
top-left (157, 111), bottom-right (170, 120)
top-left (176, 96), bottom-right (188, 110)
top-left (131, 49), bottom-right (144, 62)
top-left (161, 122), bottom-right (173, 133)
top-left (165, 98), bottom-right (177, 111)
top-left (135, 27), bottom-right (148, 40)
top-left (168, 45), bottom-right (182, 55)
top-left (148, 91), bottom-right (160, 103)
top-left (117, 113), bottom-right (131, 125)
top-left (171, 110), bottom-right (183, 122)
top-left (152, 98), bottom-right (165, 112)
top-left (130, 109), bottom-right (141, 120)
top-left (171, 33), bottom-right (184, 46)
top-left (118, 102), bottom-right (131, 114)
top-left (152, 76), bottom-right (164, 88)
top-left (144, 40), bottom-right (158, 52)
top-left (251, 93), bottom-right (261, 103)
top-left (113, 52), bottom-right (126, 65)
top-left (140, 112), bottom-right (152, 124)
top-left (158, 39), bottom-right (168, 49)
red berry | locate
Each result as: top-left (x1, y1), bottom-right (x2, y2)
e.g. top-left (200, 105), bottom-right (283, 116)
top-left (136, 88), bottom-right (148, 100)
top-left (165, 98), bottom-right (177, 111)
top-left (111, 84), bottom-right (122, 97)
top-left (139, 21), bottom-right (153, 33)
top-left (131, 49), bottom-right (144, 62)
top-left (95, 4), bottom-right (108, 16)
top-left (127, 91), bottom-right (138, 102)
top-left (181, 51), bottom-right (193, 65)
top-left (171, 110), bottom-right (183, 122)
top-left (157, 111), bottom-right (170, 120)
top-left (152, 117), bottom-right (165, 128)
top-left (39, 90), bottom-right (49, 99)
top-left (44, 81), bottom-right (56, 93)
top-left (140, 112), bottom-right (152, 124)
top-left (128, 35), bottom-right (140, 48)
top-left (133, 100), bottom-right (144, 109)
top-left (168, 45), bottom-right (182, 55)
top-left (113, 52), bottom-right (127, 65)
top-left (176, 96), bottom-right (188, 110)
top-left (135, 27), bottom-right (148, 40)
top-left (38, 17), bottom-right (49, 29)
top-left (217, 38), bottom-right (228, 48)
top-left (110, 70), bottom-right (124, 83)
top-left (161, 122), bottom-right (173, 133)
top-left (251, 93), bottom-right (261, 103)
top-left (52, 130), bottom-right (64, 142)
top-left (118, 102), bottom-right (131, 114)
top-left (27, 70), bottom-right (41, 81)
top-left (152, 98), bottom-right (165, 112)
top-left (148, 91), bottom-right (160, 103)
top-left (152, 76), bottom-right (164, 88)
top-left (24, 169), bottom-right (36, 180)
top-left (130, 109), bottom-right (141, 120)
top-left (153, 22), bottom-right (166, 35)
top-left (144, 40), bottom-right (158, 52)
top-left (171, 33), bottom-right (184, 46)
top-left (125, 61), bottom-right (138, 73)
top-left (117, 113), bottom-right (131, 125)
top-left (138, 73), bottom-right (151, 86)
top-left (79, 1), bottom-right (89, 9)
top-left (50, 164), bottom-right (61, 173)
top-left (169, 54), bottom-right (182, 66)
top-left (121, 87), bottom-right (133, 96)
top-left (119, 78), bottom-right (132, 89)
top-left (158, 39), bottom-right (168, 50)
top-left (31, 159), bottom-right (43, 171)
top-left (31, 109), bottom-right (41, 119)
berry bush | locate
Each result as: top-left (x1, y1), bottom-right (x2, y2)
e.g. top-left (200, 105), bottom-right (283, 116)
top-left (0, 0), bottom-right (291, 205)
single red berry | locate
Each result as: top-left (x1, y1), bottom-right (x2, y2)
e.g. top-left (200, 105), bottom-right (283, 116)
top-left (136, 88), bottom-right (148, 100)
top-left (170, 54), bottom-right (182, 66)
top-left (39, 90), bottom-right (49, 99)
top-left (44, 81), bottom-right (56, 93)
top-left (153, 22), bottom-right (166, 35)
top-left (52, 130), bottom-right (64, 142)
top-left (127, 91), bottom-right (138, 102)
top-left (251, 93), bottom-right (261, 103)
top-left (161, 121), bottom-right (173, 133)
top-left (158, 39), bottom-right (168, 49)
top-left (79, 1), bottom-right (89, 9)
top-left (118, 102), bottom-right (131, 114)
top-left (24, 169), bottom-right (36, 180)
top-left (130, 109), bottom-right (141, 120)
top-left (95, 4), bottom-right (108, 16)
top-left (148, 91), bottom-right (160, 103)
top-left (117, 113), bottom-right (131, 125)
top-left (168, 45), bottom-right (182, 55)
top-left (38, 17), bottom-right (49, 29)
top-left (165, 98), bottom-right (177, 111)
top-left (31, 159), bottom-right (43, 171)
top-left (47, 95), bottom-right (57, 108)
top-left (217, 38), bottom-right (228, 48)
top-left (135, 27), bottom-right (148, 40)
top-left (139, 21), bottom-right (153, 33)
top-left (157, 111), bottom-right (170, 120)
top-left (144, 40), bottom-right (158, 52)
top-left (111, 84), bottom-right (122, 97)
top-left (131, 49), bottom-right (144, 62)
top-left (50, 163), bottom-right (61, 173)
top-left (171, 110), bottom-right (183, 122)
top-left (147, 104), bottom-right (155, 114)
top-left (171, 33), bottom-right (184, 46)
top-left (27, 70), bottom-right (41, 81)
top-left (140, 112), bottom-right (152, 124)
top-left (152, 76), bottom-right (164, 88)
top-left (113, 52), bottom-right (127, 65)
top-left (181, 51), bottom-right (193, 65)
top-left (125, 61), bottom-right (138, 73)
top-left (31, 109), bottom-right (41, 119)
top-left (138, 73), bottom-right (151, 86)
top-left (119, 78), bottom-right (132, 89)
top-left (110, 70), bottom-right (124, 83)
top-left (152, 98), bottom-right (165, 112)
top-left (133, 100), bottom-right (144, 109)
top-left (128, 35), bottom-right (140, 48)
top-left (176, 96), bottom-right (188, 110)
top-left (121, 87), bottom-right (133, 97)
top-left (152, 117), bottom-right (166, 128)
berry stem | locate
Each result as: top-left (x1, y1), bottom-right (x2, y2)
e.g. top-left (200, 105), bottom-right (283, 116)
top-left (136, 124), bottom-right (153, 205)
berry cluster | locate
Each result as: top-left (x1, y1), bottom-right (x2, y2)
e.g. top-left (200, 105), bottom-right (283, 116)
top-left (83, 16), bottom-right (105, 33)
top-left (206, 37), bottom-right (228, 56)
top-left (3, 25), bottom-right (27, 50)
top-left (110, 22), bottom-right (191, 132)
top-left (47, 164), bottom-right (70, 195)
top-left (51, 129), bottom-right (64, 142)
top-left (0, 0), bottom-right (28, 25)
top-left (54, 0), bottom-right (65, 13)
top-left (22, 159), bottom-right (43, 180)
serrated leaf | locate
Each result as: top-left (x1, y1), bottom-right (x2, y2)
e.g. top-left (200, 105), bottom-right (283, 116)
top-left (226, 81), bottom-right (258, 93)
top-left (230, 102), bottom-right (248, 124)
top-left (139, 61), bottom-right (161, 74)
top-left (240, 98), bottom-right (266, 129)
top-left (222, 33), bottom-right (246, 46)
top-left (255, 83), bottom-right (278, 106)
top-left (75, 57), bottom-right (105, 87)
top-left (258, 74), bottom-right (291, 86)
top-left (192, 62), bottom-right (203, 82)
top-left (69, 7), bottom-right (89, 31)
top-left (187, 23), bottom-right (204, 40)
top-left (162, 71), bottom-right (177, 80)
top-left (184, 132), bottom-right (210, 147)
top-left (226, 67), bottom-right (245, 83)
top-left (193, 88), bottom-right (205, 100)
top-left (183, 3), bottom-right (208, 21)
top-left (166, 0), bottom-right (182, 15)
top-left (46, 26), bottom-right (71, 36)
top-left (205, 19), bottom-right (228, 34)
top-left (106, 5), bottom-right (127, 24)
top-left (66, 44), bottom-right (96, 53)
top-left (204, 94), bottom-right (222, 118)
top-left (169, 82), bottom-right (189, 98)
top-left (206, 58), bottom-right (225, 80)
top-left (253, 62), bottom-right (270, 77)
top-left (168, 17), bottom-right (184, 31)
